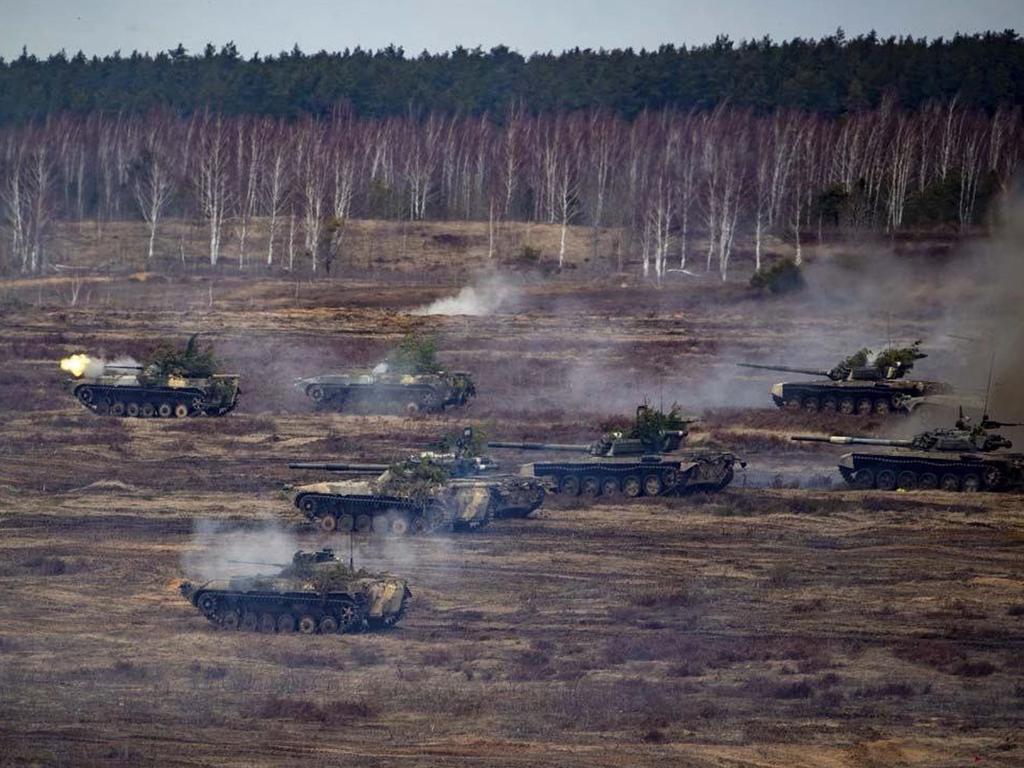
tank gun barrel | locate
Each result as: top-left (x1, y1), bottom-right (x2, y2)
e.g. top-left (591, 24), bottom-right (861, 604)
top-left (226, 559), bottom-right (287, 567)
top-left (737, 362), bottom-right (830, 377)
top-left (288, 461), bottom-right (390, 473)
top-left (791, 435), bottom-right (914, 447)
top-left (104, 364), bottom-right (144, 370)
top-left (487, 441), bottom-right (590, 452)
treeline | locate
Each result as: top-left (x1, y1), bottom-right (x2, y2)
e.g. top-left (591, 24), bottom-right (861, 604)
top-left (2, 31), bottom-right (1024, 123)
top-left (1, 101), bottom-right (1020, 279)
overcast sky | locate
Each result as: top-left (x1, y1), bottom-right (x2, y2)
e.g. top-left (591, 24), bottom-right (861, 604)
top-left (2, 0), bottom-right (1022, 60)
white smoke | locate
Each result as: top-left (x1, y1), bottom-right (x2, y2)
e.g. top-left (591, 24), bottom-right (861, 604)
top-left (182, 519), bottom-right (300, 580)
top-left (412, 273), bottom-right (521, 316)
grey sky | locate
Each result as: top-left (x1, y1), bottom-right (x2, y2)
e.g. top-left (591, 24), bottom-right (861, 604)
top-left (2, 0), bottom-right (1022, 60)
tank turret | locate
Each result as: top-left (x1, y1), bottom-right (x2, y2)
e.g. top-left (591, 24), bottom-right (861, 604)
top-left (179, 548), bottom-right (411, 635)
top-left (791, 411), bottom-right (1024, 492)
top-left (488, 405), bottom-right (742, 497)
top-left (739, 341), bottom-right (947, 416)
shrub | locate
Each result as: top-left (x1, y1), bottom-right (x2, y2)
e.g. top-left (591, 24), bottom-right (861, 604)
top-left (750, 257), bottom-right (805, 295)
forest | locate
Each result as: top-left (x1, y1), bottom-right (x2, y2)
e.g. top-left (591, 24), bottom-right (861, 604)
top-left (1, 32), bottom-right (1023, 280)
top-left (1, 31), bottom-right (1023, 123)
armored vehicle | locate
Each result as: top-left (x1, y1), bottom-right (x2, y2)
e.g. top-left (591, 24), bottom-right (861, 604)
top-left (61, 334), bottom-right (239, 417)
top-left (179, 548), bottom-right (411, 634)
top-left (290, 428), bottom-right (546, 532)
top-left (739, 342), bottom-right (949, 416)
top-left (792, 411), bottom-right (1023, 492)
top-left (296, 369), bottom-right (475, 414)
top-left (488, 406), bottom-right (744, 497)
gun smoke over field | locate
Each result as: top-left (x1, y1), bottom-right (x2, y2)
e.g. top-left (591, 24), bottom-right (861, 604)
top-left (182, 519), bottom-right (300, 580)
top-left (59, 354), bottom-right (141, 378)
top-left (413, 273), bottom-right (521, 316)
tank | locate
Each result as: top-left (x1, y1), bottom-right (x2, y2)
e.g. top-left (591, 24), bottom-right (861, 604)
top-left (487, 405), bottom-right (744, 497)
top-left (738, 342), bottom-right (950, 416)
top-left (290, 428), bottom-right (546, 531)
top-left (61, 334), bottom-right (240, 417)
top-left (792, 411), bottom-right (1024, 492)
top-left (179, 548), bottom-right (411, 634)
top-left (295, 369), bottom-right (476, 414)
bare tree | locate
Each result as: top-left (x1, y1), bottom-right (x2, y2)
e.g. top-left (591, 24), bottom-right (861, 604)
top-left (193, 111), bottom-right (231, 265)
top-left (130, 114), bottom-right (176, 261)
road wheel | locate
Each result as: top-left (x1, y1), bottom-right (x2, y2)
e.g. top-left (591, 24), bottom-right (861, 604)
top-left (297, 615), bottom-right (317, 634)
top-left (622, 476), bottom-right (642, 497)
top-left (337, 513), bottom-right (355, 532)
top-left (852, 469), bottom-right (874, 489)
top-left (559, 475), bottom-right (581, 496)
top-left (874, 399), bottom-right (891, 416)
top-left (126, 402), bottom-right (140, 417)
top-left (821, 396), bottom-right (838, 413)
top-left (277, 614), bottom-right (296, 633)
top-left (390, 515), bottom-right (410, 536)
top-left (173, 403), bottom-right (189, 418)
top-left (919, 472), bottom-right (939, 489)
top-left (299, 496), bottom-right (318, 515)
top-left (940, 474), bottom-right (960, 492)
top-left (197, 594), bottom-right (218, 616)
top-left (410, 514), bottom-right (428, 534)
top-left (319, 514), bottom-right (338, 533)
top-left (802, 396), bottom-right (819, 413)
top-left (784, 397), bottom-right (802, 411)
top-left (141, 402), bottom-right (156, 418)
top-left (307, 385), bottom-right (325, 402)
top-left (581, 476), bottom-right (601, 496)
top-left (258, 613), bottom-right (277, 633)
top-left (241, 611), bottom-right (258, 632)
top-left (642, 474), bottom-right (664, 497)
top-left (876, 470), bottom-right (897, 491)
top-left (839, 398), bottom-right (855, 415)
top-left (337, 602), bottom-right (359, 631)
top-left (856, 398), bottom-right (873, 416)
top-left (962, 474), bottom-right (981, 493)
top-left (319, 616), bottom-right (339, 634)
top-left (405, 402), bottom-right (419, 416)
top-left (896, 471), bottom-right (917, 490)
top-left (355, 513), bottom-right (373, 533)
top-left (110, 401), bottom-right (126, 417)
top-left (157, 402), bottom-right (173, 418)
top-left (76, 386), bottom-right (94, 405)
top-left (600, 478), bottom-right (620, 497)
top-left (982, 466), bottom-right (1003, 490)
top-left (220, 610), bottom-right (241, 630)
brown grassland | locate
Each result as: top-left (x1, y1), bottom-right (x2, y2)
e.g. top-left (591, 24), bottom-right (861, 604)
top-left (0, 219), bottom-right (1022, 767)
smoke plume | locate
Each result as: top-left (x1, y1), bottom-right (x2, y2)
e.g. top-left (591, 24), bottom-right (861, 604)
top-left (182, 519), bottom-right (300, 580)
top-left (413, 273), bottom-right (522, 316)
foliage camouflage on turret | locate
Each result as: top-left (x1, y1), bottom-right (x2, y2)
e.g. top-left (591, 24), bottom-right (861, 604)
top-left (437, 426), bottom-right (489, 457)
top-left (375, 456), bottom-right (451, 501)
top-left (145, 333), bottom-right (220, 379)
top-left (839, 348), bottom-right (871, 371)
top-left (629, 403), bottom-right (689, 445)
top-left (873, 340), bottom-right (925, 374)
top-left (280, 556), bottom-right (381, 593)
top-left (386, 333), bottom-right (440, 375)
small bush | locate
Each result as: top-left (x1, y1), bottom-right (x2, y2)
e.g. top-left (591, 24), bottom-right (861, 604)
top-left (750, 257), bottom-right (805, 295)
top-left (252, 697), bottom-right (379, 723)
top-left (21, 556), bottom-right (67, 575)
top-left (1006, 604), bottom-right (1024, 617)
top-left (773, 680), bottom-right (814, 700)
top-left (952, 660), bottom-right (997, 678)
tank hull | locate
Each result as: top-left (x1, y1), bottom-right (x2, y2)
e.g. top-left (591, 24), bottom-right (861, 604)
top-left (182, 583), bottom-right (410, 634)
top-left (837, 451), bottom-right (1024, 492)
top-left (520, 453), bottom-right (738, 497)
top-left (770, 380), bottom-right (946, 416)
top-left (297, 374), bottom-right (474, 414)
top-left (71, 380), bottom-right (239, 417)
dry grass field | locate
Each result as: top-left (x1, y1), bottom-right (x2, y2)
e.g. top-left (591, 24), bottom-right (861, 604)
top-left (1, 219), bottom-right (1022, 767)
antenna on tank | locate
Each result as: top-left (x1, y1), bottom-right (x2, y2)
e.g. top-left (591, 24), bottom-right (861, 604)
top-left (982, 347), bottom-right (997, 418)
top-left (348, 528), bottom-right (355, 571)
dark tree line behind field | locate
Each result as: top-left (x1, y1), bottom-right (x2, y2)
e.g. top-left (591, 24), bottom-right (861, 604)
top-left (1, 31), bottom-right (1024, 123)
top-left (2, 99), bottom-right (1020, 280)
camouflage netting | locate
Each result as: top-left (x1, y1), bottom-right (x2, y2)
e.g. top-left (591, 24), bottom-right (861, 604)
top-left (283, 560), bottom-right (382, 592)
top-left (386, 334), bottom-right (440, 375)
top-left (144, 334), bottom-right (220, 379)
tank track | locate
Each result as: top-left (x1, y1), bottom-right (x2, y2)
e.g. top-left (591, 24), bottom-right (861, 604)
top-left (774, 386), bottom-right (915, 416)
top-left (308, 383), bottom-right (447, 414)
top-left (73, 383), bottom-right (233, 418)
top-left (839, 453), bottom-right (1010, 492)
top-left (533, 456), bottom-right (736, 498)
top-left (191, 589), bottom-right (375, 634)
top-left (296, 493), bottom-right (447, 535)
